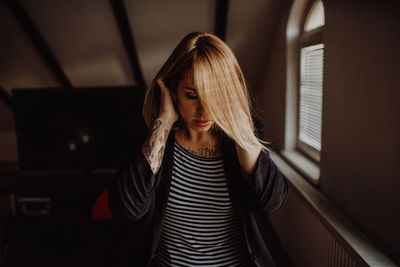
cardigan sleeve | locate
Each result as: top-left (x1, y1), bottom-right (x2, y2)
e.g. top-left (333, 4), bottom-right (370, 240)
top-left (240, 150), bottom-right (288, 215)
top-left (239, 118), bottom-right (288, 215)
top-left (107, 152), bottom-right (158, 221)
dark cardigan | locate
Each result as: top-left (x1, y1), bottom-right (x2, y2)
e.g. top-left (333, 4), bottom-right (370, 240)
top-left (108, 130), bottom-right (288, 267)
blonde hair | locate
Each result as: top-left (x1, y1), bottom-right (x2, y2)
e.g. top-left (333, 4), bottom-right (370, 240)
top-left (143, 32), bottom-right (267, 151)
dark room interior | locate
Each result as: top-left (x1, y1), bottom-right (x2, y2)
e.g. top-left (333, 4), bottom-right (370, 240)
top-left (0, 0), bottom-right (399, 266)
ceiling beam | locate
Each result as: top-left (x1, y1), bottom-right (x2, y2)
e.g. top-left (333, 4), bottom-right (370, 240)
top-left (215, 0), bottom-right (229, 41)
top-left (5, 0), bottom-right (72, 88)
top-left (110, 0), bottom-right (146, 88)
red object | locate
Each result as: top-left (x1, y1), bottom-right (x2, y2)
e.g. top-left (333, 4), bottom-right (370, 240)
top-left (91, 190), bottom-right (112, 220)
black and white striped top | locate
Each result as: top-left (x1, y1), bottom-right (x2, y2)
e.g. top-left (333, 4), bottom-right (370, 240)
top-left (151, 142), bottom-right (251, 266)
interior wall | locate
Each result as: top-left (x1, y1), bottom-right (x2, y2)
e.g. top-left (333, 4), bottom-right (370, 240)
top-left (321, 0), bottom-right (400, 262)
top-left (225, 0), bottom-right (281, 92)
top-left (224, 0), bottom-right (289, 150)
top-left (124, 0), bottom-right (215, 86)
top-left (258, 0), bottom-right (400, 263)
top-left (256, 0), bottom-right (293, 150)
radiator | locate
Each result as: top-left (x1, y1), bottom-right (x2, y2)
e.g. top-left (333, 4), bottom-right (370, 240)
top-left (267, 154), bottom-right (396, 267)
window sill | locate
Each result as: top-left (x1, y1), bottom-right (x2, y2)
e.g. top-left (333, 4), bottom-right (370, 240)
top-left (279, 149), bottom-right (320, 185)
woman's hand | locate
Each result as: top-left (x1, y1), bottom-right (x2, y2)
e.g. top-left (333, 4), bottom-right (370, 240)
top-left (141, 79), bottom-right (179, 174)
top-left (157, 79), bottom-right (179, 124)
top-left (235, 143), bottom-right (261, 175)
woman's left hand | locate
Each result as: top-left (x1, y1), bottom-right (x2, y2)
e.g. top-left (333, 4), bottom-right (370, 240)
top-left (235, 143), bottom-right (261, 175)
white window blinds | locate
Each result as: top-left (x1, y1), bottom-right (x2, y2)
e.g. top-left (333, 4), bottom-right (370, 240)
top-left (299, 43), bottom-right (324, 151)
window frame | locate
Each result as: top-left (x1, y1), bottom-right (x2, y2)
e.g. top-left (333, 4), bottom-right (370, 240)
top-left (296, 0), bottom-right (325, 163)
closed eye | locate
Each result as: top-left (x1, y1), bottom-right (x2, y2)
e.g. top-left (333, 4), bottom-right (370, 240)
top-left (186, 94), bottom-right (198, 99)
top-left (184, 87), bottom-right (198, 99)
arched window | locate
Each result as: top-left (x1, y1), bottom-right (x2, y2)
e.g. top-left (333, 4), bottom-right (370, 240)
top-left (304, 1), bottom-right (325, 31)
top-left (285, 0), bottom-right (325, 182)
top-left (298, 0), bottom-right (325, 160)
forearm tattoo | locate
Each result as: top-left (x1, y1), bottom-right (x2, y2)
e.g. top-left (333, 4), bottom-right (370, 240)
top-left (142, 119), bottom-right (169, 173)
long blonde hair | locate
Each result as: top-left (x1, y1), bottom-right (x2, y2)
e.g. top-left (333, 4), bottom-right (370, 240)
top-left (143, 32), bottom-right (267, 151)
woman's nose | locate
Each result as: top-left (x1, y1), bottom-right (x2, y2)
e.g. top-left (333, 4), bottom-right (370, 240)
top-left (196, 103), bottom-right (203, 113)
top-left (196, 102), bottom-right (208, 116)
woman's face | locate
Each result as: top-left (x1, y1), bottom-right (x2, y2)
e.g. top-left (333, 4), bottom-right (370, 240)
top-left (176, 76), bottom-right (214, 134)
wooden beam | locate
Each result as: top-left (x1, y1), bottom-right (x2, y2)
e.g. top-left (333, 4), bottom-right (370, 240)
top-left (5, 0), bottom-right (72, 88)
top-left (215, 0), bottom-right (229, 41)
top-left (110, 0), bottom-right (146, 88)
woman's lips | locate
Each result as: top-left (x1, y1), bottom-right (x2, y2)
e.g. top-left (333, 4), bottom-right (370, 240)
top-left (194, 120), bottom-right (212, 127)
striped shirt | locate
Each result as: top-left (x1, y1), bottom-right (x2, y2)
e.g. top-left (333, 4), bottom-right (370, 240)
top-left (151, 142), bottom-right (251, 266)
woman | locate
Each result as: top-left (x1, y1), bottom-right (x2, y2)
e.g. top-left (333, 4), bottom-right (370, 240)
top-left (108, 32), bottom-right (288, 267)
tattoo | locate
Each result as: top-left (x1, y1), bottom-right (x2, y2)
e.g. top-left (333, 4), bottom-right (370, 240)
top-left (153, 119), bottom-right (162, 134)
top-left (142, 142), bottom-right (150, 158)
top-left (142, 119), bottom-right (170, 173)
top-left (143, 120), bottom-right (163, 156)
top-left (156, 146), bottom-right (165, 170)
top-left (185, 146), bottom-right (221, 158)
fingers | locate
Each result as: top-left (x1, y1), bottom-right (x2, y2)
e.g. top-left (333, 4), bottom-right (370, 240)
top-left (156, 78), bottom-right (179, 123)
top-left (157, 78), bottom-right (168, 92)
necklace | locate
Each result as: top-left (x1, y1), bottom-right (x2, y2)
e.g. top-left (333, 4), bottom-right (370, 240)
top-left (175, 130), bottom-right (221, 158)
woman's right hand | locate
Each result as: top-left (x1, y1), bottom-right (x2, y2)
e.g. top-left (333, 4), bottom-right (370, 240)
top-left (157, 78), bottom-right (179, 124)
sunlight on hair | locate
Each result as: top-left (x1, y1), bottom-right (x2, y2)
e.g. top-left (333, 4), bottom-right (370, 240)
top-left (143, 32), bottom-right (268, 152)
